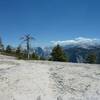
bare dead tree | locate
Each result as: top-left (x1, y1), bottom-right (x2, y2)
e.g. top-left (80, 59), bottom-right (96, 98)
top-left (21, 34), bottom-right (35, 59)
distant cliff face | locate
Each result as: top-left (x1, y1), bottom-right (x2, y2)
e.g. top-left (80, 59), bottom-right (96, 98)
top-left (63, 46), bottom-right (100, 63)
top-left (34, 47), bottom-right (44, 57)
top-left (34, 47), bottom-right (52, 58)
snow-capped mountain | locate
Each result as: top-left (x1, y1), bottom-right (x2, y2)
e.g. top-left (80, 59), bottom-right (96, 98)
top-left (51, 37), bottom-right (100, 49)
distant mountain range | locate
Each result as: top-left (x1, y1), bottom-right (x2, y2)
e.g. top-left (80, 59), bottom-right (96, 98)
top-left (34, 41), bottom-right (100, 63)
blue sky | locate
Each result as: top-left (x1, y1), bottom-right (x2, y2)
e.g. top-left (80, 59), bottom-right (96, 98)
top-left (0, 0), bottom-right (100, 47)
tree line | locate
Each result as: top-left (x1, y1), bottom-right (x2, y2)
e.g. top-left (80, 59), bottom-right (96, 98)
top-left (0, 35), bottom-right (99, 64)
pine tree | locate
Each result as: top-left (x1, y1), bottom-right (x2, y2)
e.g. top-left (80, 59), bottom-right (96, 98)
top-left (6, 45), bottom-right (12, 54)
top-left (0, 37), bottom-right (4, 52)
top-left (15, 46), bottom-right (22, 59)
top-left (16, 46), bottom-right (21, 54)
top-left (97, 53), bottom-right (100, 64)
top-left (86, 52), bottom-right (96, 64)
top-left (31, 52), bottom-right (39, 60)
top-left (51, 44), bottom-right (67, 62)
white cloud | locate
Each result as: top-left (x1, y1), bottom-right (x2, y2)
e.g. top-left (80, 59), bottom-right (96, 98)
top-left (51, 37), bottom-right (100, 46)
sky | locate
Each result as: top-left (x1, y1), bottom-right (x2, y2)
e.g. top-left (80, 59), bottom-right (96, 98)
top-left (0, 0), bottom-right (100, 47)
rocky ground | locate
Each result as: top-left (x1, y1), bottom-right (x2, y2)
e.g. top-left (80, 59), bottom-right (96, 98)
top-left (0, 55), bottom-right (100, 100)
